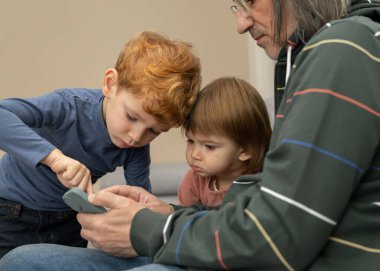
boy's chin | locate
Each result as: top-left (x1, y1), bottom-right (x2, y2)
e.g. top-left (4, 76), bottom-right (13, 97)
top-left (112, 138), bottom-right (133, 148)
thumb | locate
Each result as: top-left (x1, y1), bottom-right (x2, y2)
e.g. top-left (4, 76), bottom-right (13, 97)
top-left (81, 178), bottom-right (93, 195)
top-left (89, 190), bottom-right (134, 210)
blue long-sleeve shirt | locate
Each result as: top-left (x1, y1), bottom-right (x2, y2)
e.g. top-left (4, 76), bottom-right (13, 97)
top-left (0, 88), bottom-right (150, 211)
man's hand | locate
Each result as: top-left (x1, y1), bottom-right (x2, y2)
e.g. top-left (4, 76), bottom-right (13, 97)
top-left (41, 149), bottom-right (93, 193)
top-left (105, 185), bottom-right (175, 215)
top-left (77, 189), bottom-right (144, 257)
top-left (77, 185), bottom-right (174, 257)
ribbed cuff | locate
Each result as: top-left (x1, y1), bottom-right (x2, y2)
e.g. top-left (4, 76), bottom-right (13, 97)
top-left (130, 208), bottom-right (168, 257)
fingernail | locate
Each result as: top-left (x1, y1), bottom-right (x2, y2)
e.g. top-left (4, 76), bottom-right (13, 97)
top-left (88, 194), bottom-right (94, 202)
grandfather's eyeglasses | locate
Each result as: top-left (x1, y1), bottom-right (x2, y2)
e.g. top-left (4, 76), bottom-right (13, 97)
top-left (230, 0), bottom-right (251, 17)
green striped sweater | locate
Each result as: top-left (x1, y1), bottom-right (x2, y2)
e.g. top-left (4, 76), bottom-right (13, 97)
top-left (131, 1), bottom-right (380, 270)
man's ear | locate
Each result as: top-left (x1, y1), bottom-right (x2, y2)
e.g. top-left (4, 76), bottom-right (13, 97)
top-left (102, 68), bottom-right (118, 97)
top-left (238, 149), bottom-right (252, 162)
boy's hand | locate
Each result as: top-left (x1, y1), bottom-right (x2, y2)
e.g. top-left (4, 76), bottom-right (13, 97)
top-left (42, 149), bottom-right (93, 194)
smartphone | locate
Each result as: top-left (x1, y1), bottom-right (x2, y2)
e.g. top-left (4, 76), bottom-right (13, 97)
top-left (62, 187), bottom-right (106, 213)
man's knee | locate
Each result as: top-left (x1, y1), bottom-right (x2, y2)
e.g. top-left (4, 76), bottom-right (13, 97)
top-left (0, 246), bottom-right (35, 271)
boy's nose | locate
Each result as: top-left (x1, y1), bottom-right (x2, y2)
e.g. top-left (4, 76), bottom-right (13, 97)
top-left (128, 130), bottom-right (144, 144)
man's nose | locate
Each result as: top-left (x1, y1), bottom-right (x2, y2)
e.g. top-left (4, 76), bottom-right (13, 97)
top-left (236, 12), bottom-right (254, 34)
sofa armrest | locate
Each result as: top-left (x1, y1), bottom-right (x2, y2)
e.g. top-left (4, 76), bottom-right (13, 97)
top-left (150, 162), bottom-right (188, 204)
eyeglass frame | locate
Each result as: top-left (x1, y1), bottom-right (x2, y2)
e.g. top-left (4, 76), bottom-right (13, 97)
top-left (230, 0), bottom-right (251, 17)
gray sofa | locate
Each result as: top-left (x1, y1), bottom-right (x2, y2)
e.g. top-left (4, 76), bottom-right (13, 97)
top-left (97, 162), bottom-right (189, 204)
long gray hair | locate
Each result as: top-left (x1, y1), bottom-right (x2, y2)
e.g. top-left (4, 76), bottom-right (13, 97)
top-left (273, 0), bottom-right (351, 42)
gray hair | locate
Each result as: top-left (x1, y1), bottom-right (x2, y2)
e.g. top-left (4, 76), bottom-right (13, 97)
top-left (273, 0), bottom-right (351, 42)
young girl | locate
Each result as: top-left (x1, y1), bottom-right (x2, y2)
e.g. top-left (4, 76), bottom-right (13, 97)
top-left (0, 31), bottom-right (201, 258)
top-left (178, 77), bottom-right (271, 207)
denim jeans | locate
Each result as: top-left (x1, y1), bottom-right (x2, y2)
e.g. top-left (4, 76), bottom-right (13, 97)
top-left (0, 244), bottom-right (153, 271)
top-left (0, 197), bottom-right (87, 259)
top-left (129, 264), bottom-right (187, 271)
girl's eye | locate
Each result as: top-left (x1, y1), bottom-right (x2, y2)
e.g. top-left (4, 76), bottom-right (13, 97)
top-left (186, 139), bottom-right (194, 144)
top-left (205, 144), bottom-right (216, 150)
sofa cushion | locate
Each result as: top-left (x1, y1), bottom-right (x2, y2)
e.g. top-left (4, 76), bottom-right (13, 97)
top-left (97, 162), bottom-right (189, 204)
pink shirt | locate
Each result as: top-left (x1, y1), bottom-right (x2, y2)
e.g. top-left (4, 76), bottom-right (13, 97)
top-left (178, 168), bottom-right (232, 207)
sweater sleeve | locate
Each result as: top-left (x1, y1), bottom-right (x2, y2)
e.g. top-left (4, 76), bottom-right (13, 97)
top-left (130, 19), bottom-right (380, 270)
top-left (0, 90), bottom-right (73, 167)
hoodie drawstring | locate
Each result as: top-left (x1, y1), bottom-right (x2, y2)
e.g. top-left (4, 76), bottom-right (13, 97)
top-left (285, 45), bottom-right (293, 85)
top-left (285, 39), bottom-right (297, 86)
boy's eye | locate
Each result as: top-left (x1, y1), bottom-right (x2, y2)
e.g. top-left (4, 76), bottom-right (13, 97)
top-left (126, 113), bottom-right (137, 122)
top-left (150, 128), bottom-right (160, 135)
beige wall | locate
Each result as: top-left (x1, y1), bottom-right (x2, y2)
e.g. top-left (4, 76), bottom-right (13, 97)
top-left (0, 0), bottom-right (273, 163)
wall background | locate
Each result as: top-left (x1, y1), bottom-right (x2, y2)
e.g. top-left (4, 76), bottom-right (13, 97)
top-left (0, 0), bottom-right (274, 164)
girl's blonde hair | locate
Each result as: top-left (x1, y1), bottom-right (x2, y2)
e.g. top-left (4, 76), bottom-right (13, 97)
top-left (115, 31), bottom-right (202, 126)
top-left (184, 77), bottom-right (272, 173)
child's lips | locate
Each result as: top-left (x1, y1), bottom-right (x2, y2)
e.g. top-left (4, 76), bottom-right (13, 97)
top-left (119, 139), bottom-right (133, 148)
top-left (191, 165), bottom-right (203, 172)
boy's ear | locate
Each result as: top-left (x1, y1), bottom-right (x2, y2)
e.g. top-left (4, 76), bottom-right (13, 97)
top-left (102, 68), bottom-right (119, 97)
top-left (238, 149), bottom-right (252, 162)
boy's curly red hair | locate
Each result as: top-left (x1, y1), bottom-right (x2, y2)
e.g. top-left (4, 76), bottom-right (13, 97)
top-left (115, 31), bottom-right (202, 127)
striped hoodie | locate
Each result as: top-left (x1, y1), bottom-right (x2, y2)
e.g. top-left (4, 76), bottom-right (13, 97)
top-left (130, 1), bottom-right (380, 270)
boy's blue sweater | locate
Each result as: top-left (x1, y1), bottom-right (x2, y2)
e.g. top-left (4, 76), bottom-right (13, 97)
top-left (0, 88), bottom-right (150, 211)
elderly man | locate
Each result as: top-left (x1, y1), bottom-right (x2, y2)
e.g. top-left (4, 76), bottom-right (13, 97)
top-left (1, 0), bottom-right (380, 270)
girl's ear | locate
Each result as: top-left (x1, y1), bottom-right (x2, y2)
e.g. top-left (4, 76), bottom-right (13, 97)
top-left (102, 68), bottom-right (119, 97)
top-left (238, 149), bottom-right (252, 162)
